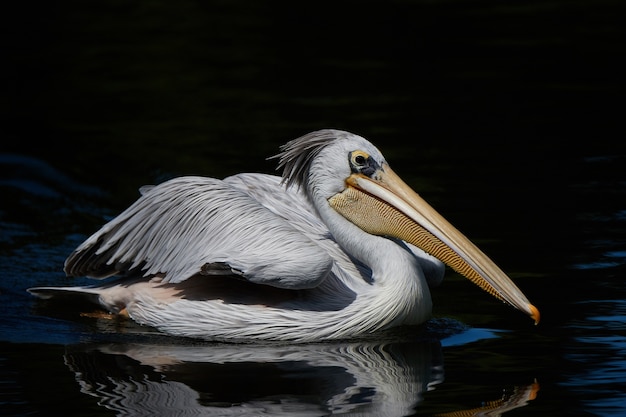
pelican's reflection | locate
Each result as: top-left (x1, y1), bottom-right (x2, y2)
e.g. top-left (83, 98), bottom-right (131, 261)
top-left (63, 337), bottom-right (538, 416)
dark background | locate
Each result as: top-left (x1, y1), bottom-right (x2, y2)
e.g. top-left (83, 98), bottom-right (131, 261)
top-left (5, 1), bottom-right (623, 176)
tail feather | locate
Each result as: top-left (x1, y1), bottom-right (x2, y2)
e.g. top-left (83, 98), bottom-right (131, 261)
top-left (28, 277), bottom-right (144, 315)
top-left (28, 286), bottom-right (103, 305)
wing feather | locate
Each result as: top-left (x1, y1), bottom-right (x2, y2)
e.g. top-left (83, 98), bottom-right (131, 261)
top-left (65, 175), bottom-right (334, 289)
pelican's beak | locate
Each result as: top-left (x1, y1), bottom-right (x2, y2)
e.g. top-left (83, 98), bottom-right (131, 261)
top-left (328, 164), bottom-right (540, 324)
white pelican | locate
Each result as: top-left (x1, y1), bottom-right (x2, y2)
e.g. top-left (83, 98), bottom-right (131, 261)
top-left (29, 129), bottom-right (540, 342)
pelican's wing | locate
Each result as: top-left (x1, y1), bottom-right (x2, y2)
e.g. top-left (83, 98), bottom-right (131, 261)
top-left (225, 173), bottom-right (372, 281)
top-left (64, 175), bottom-right (334, 289)
top-left (224, 173), bottom-right (329, 239)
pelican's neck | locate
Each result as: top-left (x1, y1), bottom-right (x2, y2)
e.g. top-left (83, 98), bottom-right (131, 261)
top-left (312, 193), bottom-right (433, 327)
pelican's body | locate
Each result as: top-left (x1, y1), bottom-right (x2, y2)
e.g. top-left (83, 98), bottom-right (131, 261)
top-left (29, 130), bottom-right (539, 342)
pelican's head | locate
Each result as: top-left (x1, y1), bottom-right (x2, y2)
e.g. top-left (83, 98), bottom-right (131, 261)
top-left (276, 129), bottom-right (540, 325)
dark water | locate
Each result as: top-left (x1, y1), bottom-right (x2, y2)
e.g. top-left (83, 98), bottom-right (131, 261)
top-left (2, 1), bottom-right (625, 416)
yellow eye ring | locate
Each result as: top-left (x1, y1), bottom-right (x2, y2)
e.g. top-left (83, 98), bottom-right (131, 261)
top-left (351, 151), bottom-right (369, 167)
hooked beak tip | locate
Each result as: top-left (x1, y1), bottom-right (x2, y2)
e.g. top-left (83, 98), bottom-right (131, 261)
top-left (529, 303), bottom-right (541, 325)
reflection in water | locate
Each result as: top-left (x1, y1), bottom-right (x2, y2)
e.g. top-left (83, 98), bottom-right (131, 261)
top-left (62, 338), bottom-right (537, 416)
top-left (65, 340), bottom-right (440, 416)
top-left (433, 383), bottom-right (539, 417)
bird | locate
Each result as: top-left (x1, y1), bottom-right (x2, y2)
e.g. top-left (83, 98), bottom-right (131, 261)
top-left (28, 129), bottom-right (540, 342)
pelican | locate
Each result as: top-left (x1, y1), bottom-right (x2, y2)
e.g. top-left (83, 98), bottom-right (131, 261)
top-left (29, 129), bottom-right (540, 342)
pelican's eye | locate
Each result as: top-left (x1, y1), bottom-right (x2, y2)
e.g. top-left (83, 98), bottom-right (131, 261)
top-left (349, 151), bottom-right (380, 177)
top-left (354, 154), bottom-right (367, 166)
